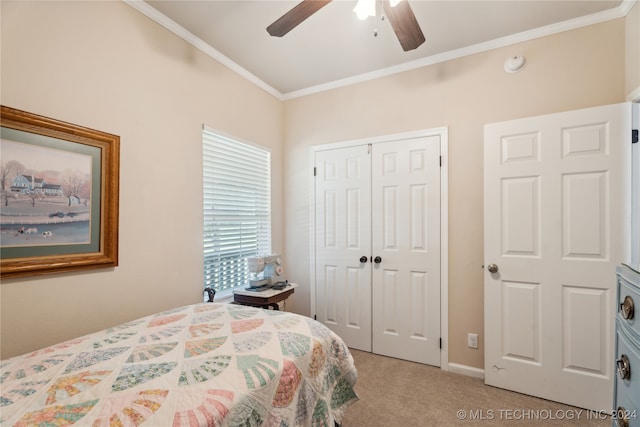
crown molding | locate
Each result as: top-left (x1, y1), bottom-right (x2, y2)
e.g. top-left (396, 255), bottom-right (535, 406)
top-left (123, 0), bottom-right (285, 100)
top-left (283, 1), bottom-right (635, 100)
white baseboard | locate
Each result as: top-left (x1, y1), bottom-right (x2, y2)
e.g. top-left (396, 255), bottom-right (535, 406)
top-left (448, 362), bottom-right (485, 379)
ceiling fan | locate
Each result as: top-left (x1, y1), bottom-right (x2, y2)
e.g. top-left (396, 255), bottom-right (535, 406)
top-left (266, 0), bottom-right (425, 52)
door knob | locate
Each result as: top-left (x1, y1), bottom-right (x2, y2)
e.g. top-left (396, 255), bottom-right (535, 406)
top-left (359, 256), bottom-right (368, 263)
top-left (487, 264), bottom-right (499, 273)
top-left (374, 256), bottom-right (382, 264)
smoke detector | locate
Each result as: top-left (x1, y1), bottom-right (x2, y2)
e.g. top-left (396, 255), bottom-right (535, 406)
top-left (504, 55), bottom-right (526, 73)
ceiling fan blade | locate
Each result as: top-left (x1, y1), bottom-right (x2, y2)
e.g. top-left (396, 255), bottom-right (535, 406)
top-left (383, 0), bottom-right (425, 51)
top-left (267, 0), bottom-right (332, 37)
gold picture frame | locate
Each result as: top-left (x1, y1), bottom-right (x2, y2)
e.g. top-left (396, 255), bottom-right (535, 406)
top-left (1, 106), bottom-right (119, 278)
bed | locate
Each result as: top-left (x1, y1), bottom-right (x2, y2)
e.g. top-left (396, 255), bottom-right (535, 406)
top-left (0, 303), bottom-right (358, 426)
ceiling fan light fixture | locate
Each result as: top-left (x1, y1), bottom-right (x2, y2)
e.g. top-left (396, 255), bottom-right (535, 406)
top-left (354, 0), bottom-right (376, 20)
top-left (267, 0), bottom-right (424, 52)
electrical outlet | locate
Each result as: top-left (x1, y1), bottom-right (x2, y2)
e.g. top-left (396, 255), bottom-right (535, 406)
top-left (468, 333), bottom-right (478, 349)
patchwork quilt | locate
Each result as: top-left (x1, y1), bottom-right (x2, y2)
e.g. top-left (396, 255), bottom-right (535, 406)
top-left (0, 303), bottom-right (358, 426)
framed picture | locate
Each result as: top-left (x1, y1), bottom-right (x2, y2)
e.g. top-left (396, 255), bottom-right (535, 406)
top-left (0, 106), bottom-right (119, 278)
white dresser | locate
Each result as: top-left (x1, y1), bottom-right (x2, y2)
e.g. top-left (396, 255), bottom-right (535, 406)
top-left (614, 264), bottom-right (640, 427)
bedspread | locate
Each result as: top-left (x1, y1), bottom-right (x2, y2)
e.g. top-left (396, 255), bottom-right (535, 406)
top-left (0, 303), bottom-right (358, 426)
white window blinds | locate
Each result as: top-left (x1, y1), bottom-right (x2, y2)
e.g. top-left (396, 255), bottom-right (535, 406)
top-left (203, 129), bottom-right (272, 293)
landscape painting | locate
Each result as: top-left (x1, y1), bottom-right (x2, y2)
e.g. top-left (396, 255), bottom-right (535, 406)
top-left (0, 106), bottom-right (119, 279)
top-left (1, 139), bottom-right (92, 248)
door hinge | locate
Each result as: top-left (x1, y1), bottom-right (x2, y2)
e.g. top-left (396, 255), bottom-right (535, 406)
top-left (439, 156), bottom-right (442, 167)
top-left (313, 167), bottom-right (317, 176)
top-left (314, 314), bottom-right (317, 320)
top-left (633, 129), bottom-right (638, 144)
top-left (439, 338), bottom-right (442, 349)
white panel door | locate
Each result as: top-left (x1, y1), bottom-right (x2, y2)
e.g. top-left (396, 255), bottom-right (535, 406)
top-left (484, 103), bottom-right (632, 410)
top-left (315, 145), bottom-right (372, 351)
top-left (371, 137), bottom-right (441, 366)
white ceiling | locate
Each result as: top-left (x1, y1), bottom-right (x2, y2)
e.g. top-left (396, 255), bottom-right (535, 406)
top-left (128, 0), bottom-right (630, 99)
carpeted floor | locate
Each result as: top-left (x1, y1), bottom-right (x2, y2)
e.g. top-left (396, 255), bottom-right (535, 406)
top-left (341, 349), bottom-right (610, 426)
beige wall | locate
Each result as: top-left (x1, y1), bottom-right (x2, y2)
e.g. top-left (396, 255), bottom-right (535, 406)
top-left (0, 1), bottom-right (284, 359)
top-left (282, 19), bottom-right (626, 369)
top-left (627, 1), bottom-right (640, 99)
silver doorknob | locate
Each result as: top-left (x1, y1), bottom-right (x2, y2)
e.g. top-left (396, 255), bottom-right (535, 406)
top-left (487, 264), bottom-right (499, 273)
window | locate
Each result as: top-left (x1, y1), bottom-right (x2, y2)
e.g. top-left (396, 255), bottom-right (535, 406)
top-left (203, 128), bottom-right (272, 294)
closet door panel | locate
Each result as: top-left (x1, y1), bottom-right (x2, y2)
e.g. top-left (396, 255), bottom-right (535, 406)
top-left (371, 136), bottom-right (441, 366)
top-left (315, 145), bottom-right (372, 351)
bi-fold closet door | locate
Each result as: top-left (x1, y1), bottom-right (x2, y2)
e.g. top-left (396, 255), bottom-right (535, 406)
top-left (314, 135), bottom-right (441, 366)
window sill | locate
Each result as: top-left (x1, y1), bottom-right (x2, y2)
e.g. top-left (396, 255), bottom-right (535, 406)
top-left (209, 289), bottom-right (234, 304)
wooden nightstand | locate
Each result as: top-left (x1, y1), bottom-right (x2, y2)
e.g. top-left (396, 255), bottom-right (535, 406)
top-left (232, 283), bottom-right (297, 310)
